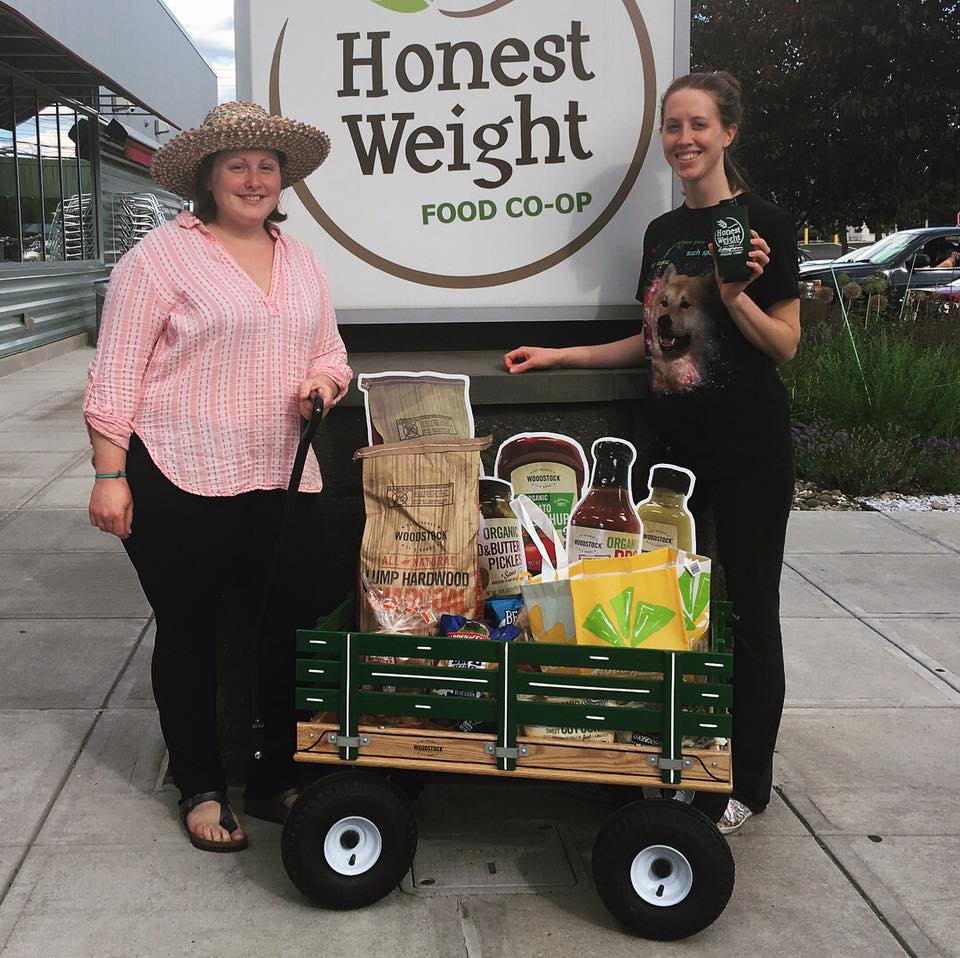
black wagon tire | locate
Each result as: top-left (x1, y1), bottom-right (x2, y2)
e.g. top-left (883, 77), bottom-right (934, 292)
top-left (281, 770), bottom-right (417, 909)
top-left (386, 770), bottom-right (428, 804)
top-left (592, 799), bottom-right (734, 940)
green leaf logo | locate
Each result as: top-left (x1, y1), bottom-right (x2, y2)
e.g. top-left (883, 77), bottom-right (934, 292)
top-left (370, 0), bottom-right (432, 11)
top-left (582, 588), bottom-right (675, 647)
top-left (679, 570), bottom-right (711, 632)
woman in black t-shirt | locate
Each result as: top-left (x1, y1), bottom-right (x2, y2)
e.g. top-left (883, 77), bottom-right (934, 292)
top-left (504, 71), bottom-right (801, 834)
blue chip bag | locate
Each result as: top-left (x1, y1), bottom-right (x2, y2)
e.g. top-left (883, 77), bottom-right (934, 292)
top-left (439, 614), bottom-right (490, 639)
top-left (485, 596), bottom-right (524, 630)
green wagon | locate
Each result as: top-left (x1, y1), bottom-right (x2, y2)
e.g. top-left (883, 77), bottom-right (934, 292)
top-left (281, 595), bottom-right (736, 941)
top-left (269, 398), bottom-right (737, 940)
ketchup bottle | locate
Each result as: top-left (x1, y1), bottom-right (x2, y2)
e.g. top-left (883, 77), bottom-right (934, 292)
top-left (495, 433), bottom-right (587, 575)
top-left (567, 439), bottom-right (643, 562)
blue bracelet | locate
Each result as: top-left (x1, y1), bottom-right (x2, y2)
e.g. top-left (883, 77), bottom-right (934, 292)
top-left (95, 471), bottom-right (127, 479)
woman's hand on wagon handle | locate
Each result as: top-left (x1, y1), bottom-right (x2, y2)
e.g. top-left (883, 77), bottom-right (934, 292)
top-left (298, 374), bottom-right (339, 420)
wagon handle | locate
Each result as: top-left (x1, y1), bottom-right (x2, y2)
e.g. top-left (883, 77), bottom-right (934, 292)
top-left (251, 391), bottom-right (326, 762)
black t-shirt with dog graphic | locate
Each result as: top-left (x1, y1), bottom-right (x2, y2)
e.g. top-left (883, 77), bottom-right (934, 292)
top-left (636, 191), bottom-right (800, 471)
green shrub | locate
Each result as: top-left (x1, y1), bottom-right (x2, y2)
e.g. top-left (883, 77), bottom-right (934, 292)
top-left (792, 424), bottom-right (960, 496)
top-left (913, 437), bottom-right (960, 494)
top-left (786, 311), bottom-right (960, 495)
top-left (860, 273), bottom-right (888, 297)
top-left (783, 324), bottom-right (960, 439)
top-left (791, 423), bottom-right (915, 496)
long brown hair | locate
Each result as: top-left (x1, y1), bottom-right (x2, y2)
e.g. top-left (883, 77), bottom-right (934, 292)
top-left (660, 71), bottom-right (750, 193)
top-left (191, 150), bottom-right (288, 230)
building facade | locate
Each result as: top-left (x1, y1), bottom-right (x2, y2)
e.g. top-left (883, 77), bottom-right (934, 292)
top-left (0, 0), bottom-right (216, 364)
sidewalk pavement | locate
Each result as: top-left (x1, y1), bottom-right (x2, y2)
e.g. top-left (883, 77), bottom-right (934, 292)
top-left (1, 347), bottom-right (958, 958)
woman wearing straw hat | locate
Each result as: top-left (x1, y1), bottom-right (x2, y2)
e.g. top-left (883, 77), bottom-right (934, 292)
top-left (83, 102), bottom-right (352, 852)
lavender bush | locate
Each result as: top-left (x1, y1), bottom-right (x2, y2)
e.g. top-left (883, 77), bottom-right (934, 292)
top-left (792, 424), bottom-right (960, 496)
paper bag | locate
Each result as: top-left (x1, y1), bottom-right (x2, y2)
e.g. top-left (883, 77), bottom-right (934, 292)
top-left (354, 437), bottom-right (490, 632)
top-left (357, 371), bottom-right (474, 445)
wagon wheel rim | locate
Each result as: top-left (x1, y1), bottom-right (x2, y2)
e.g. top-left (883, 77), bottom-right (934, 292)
top-left (323, 816), bottom-right (383, 876)
top-left (629, 844), bottom-right (694, 907)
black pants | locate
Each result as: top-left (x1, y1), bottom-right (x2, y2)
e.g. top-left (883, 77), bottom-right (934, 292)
top-left (653, 437), bottom-right (795, 813)
top-left (122, 435), bottom-right (318, 802)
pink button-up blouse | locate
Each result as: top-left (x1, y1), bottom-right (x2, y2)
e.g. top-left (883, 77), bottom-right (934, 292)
top-left (83, 211), bottom-right (352, 496)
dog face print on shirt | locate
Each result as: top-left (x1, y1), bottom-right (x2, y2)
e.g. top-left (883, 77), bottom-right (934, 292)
top-left (642, 241), bottom-right (726, 395)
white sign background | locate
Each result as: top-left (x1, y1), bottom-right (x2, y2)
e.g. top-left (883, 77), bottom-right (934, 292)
top-left (238, 0), bottom-right (683, 320)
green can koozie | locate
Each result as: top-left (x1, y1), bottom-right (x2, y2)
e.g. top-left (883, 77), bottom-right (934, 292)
top-left (713, 201), bottom-right (751, 282)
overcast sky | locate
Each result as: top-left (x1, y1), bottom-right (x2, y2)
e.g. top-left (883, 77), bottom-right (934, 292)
top-left (162, 0), bottom-right (236, 102)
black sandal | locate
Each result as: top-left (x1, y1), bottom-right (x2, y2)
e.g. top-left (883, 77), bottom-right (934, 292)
top-left (244, 787), bottom-right (300, 825)
top-left (179, 790), bottom-right (248, 852)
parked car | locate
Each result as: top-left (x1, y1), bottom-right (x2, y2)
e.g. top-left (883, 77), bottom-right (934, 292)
top-left (927, 277), bottom-right (960, 305)
top-left (798, 227), bottom-right (960, 300)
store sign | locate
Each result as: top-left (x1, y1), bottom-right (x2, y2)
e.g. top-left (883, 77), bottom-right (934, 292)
top-left (242, 0), bottom-right (679, 313)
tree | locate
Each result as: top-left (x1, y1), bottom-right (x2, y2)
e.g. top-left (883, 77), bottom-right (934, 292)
top-left (691, 0), bottom-right (960, 242)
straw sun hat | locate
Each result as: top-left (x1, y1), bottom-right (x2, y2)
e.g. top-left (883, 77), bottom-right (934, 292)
top-left (150, 101), bottom-right (330, 199)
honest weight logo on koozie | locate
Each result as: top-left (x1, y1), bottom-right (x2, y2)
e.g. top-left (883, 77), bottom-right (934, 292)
top-left (269, 0), bottom-right (656, 288)
top-left (714, 217), bottom-right (745, 252)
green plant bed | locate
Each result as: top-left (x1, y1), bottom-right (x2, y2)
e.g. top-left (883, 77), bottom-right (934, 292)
top-left (783, 326), bottom-right (960, 439)
top-left (791, 423), bottom-right (960, 496)
top-left (784, 315), bottom-right (960, 496)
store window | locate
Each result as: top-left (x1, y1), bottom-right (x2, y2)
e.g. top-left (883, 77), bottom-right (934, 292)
top-left (0, 75), bottom-right (97, 263)
top-left (0, 86), bottom-right (18, 262)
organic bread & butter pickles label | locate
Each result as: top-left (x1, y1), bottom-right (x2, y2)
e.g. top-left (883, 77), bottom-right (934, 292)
top-left (478, 516), bottom-right (524, 598)
top-left (713, 202), bottom-right (751, 282)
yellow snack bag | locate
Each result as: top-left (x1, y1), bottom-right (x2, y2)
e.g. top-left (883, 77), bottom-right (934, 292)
top-left (570, 549), bottom-right (710, 652)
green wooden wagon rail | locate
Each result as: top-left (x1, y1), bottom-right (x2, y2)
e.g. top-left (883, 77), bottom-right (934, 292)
top-left (292, 597), bottom-right (734, 792)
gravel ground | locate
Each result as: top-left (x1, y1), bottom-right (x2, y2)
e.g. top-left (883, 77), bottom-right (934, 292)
top-left (793, 480), bottom-right (864, 512)
top-left (793, 480), bottom-right (960, 513)
top-left (855, 492), bottom-right (960, 513)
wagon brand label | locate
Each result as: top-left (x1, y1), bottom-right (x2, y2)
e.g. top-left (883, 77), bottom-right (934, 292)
top-left (395, 414), bottom-right (457, 440)
top-left (388, 482), bottom-right (455, 507)
top-left (264, 0), bottom-right (658, 289)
